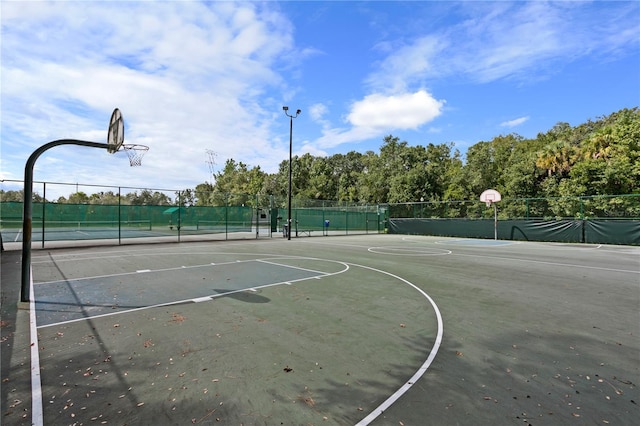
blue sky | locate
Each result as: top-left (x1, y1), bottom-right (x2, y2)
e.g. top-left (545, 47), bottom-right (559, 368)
top-left (1, 1), bottom-right (639, 198)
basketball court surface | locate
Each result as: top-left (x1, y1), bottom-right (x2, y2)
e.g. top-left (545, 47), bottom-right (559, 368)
top-left (1, 234), bottom-right (638, 425)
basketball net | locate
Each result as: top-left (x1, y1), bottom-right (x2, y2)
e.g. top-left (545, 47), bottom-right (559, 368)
top-left (486, 201), bottom-right (492, 208)
top-left (122, 144), bottom-right (149, 167)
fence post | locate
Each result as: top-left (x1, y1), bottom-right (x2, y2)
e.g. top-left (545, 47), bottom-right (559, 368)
top-left (41, 182), bottom-right (46, 248)
top-left (345, 206), bottom-right (349, 235)
top-left (225, 193), bottom-right (229, 240)
top-left (177, 191), bottom-right (182, 243)
top-left (322, 202), bottom-right (326, 236)
top-left (118, 187), bottom-right (122, 244)
top-left (365, 204), bottom-right (368, 234)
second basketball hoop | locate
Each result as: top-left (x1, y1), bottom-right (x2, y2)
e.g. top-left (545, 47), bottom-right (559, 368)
top-left (480, 189), bottom-right (501, 206)
top-left (480, 189), bottom-right (501, 240)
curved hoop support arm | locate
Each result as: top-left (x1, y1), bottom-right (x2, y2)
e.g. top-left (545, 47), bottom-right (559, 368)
top-left (21, 140), bottom-right (109, 303)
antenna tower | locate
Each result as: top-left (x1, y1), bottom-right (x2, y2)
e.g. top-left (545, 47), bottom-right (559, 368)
top-left (205, 149), bottom-right (217, 183)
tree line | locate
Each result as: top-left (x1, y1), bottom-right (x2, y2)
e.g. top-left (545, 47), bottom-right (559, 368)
top-left (190, 107), bottom-right (639, 206)
top-left (1, 107), bottom-right (637, 206)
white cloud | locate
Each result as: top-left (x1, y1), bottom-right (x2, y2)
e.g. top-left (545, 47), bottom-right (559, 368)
top-left (367, 36), bottom-right (446, 93)
top-left (308, 103), bottom-right (329, 122)
top-left (347, 91), bottom-right (444, 130)
top-left (500, 116), bottom-right (530, 128)
top-left (306, 1), bottom-right (638, 152)
top-left (367, 2), bottom-right (640, 86)
top-left (308, 90), bottom-right (444, 150)
top-left (0, 1), bottom-right (295, 196)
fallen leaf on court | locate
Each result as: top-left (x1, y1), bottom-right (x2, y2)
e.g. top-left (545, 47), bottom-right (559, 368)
top-left (302, 396), bottom-right (315, 407)
top-left (144, 339), bottom-right (153, 348)
top-left (455, 351), bottom-right (463, 357)
top-left (170, 313), bottom-right (186, 323)
top-left (113, 324), bottom-right (120, 328)
top-left (357, 407), bottom-right (363, 411)
top-left (400, 323), bottom-right (406, 328)
top-left (137, 402), bottom-right (144, 407)
top-left (283, 366), bottom-right (293, 372)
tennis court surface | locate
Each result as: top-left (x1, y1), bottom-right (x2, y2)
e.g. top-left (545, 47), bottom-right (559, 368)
top-left (2, 235), bottom-right (638, 425)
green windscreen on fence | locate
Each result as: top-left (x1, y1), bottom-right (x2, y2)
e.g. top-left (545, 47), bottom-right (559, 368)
top-left (2, 189), bottom-right (638, 245)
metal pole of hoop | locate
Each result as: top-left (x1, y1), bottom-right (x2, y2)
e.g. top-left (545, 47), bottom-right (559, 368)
top-left (491, 201), bottom-right (497, 240)
top-left (21, 139), bottom-right (109, 302)
top-left (20, 108), bottom-right (141, 302)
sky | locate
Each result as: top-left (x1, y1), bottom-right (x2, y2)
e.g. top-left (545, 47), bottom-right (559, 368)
top-left (1, 0), bottom-right (639, 199)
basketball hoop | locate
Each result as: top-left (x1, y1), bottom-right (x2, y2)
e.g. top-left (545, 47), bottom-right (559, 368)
top-left (480, 189), bottom-right (501, 206)
top-left (122, 144), bottom-right (149, 167)
top-left (480, 189), bottom-right (502, 240)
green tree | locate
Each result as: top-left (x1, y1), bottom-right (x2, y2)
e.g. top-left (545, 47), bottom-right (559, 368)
top-left (0, 190), bottom-right (25, 202)
top-left (209, 159), bottom-right (266, 206)
top-left (89, 191), bottom-right (120, 205)
top-left (67, 191), bottom-right (90, 204)
top-left (194, 182), bottom-right (216, 206)
top-left (125, 190), bottom-right (171, 205)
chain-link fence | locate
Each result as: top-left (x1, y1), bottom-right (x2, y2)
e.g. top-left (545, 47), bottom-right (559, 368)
top-left (0, 180), bottom-right (382, 246)
top-left (386, 194), bottom-right (640, 220)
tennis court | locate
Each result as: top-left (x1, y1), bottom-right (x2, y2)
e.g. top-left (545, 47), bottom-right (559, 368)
top-left (1, 235), bottom-right (638, 425)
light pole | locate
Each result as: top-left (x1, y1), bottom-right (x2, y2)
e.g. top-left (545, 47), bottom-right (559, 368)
top-left (282, 106), bottom-right (301, 240)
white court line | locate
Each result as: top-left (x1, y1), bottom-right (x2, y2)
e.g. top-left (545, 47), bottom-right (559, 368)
top-left (32, 250), bottom-right (443, 423)
top-left (354, 262), bottom-right (443, 425)
top-left (434, 238), bottom-right (521, 247)
top-left (14, 229), bottom-right (22, 242)
top-left (368, 246), bottom-right (451, 256)
top-left (30, 245), bottom-right (295, 263)
top-left (35, 258), bottom-right (261, 285)
top-left (256, 258), bottom-right (338, 276)
top-left (29, 267), bottom-right (44, 426)
top-left (453, 252), bottom-right (640, 274)
top-left (37, 259), bottom-right (350, 329)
